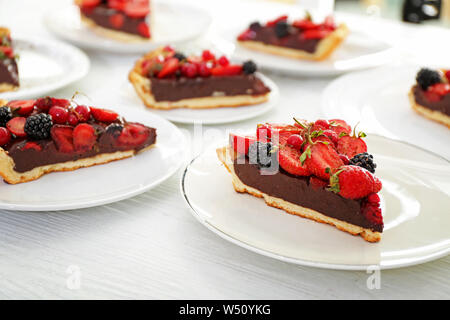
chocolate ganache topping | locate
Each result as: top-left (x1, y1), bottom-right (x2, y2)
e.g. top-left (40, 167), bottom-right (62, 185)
top-left (0, 58), bottom-right (19, 87)
top-left (413, 85), bottom-right (450, 116)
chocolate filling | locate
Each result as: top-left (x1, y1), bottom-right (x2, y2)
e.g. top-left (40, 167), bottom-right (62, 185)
top-left (0, 58), bottom-right (19, 86)
top-left (233, 157), bottom-right (383, 232)
top-left (243, 26), bottom-right (320, 53)
top-left (149, 74), bottom-right (271, 102)
top-left (80, 4), bottom-right (147, 37)
top-left (413, 85), bottom-right (450, 116)
top-left (4, 122), bottom-right (156, 173)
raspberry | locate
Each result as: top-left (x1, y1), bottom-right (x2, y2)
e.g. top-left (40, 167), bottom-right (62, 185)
top-left (24, 113), bottom-right (53, 140)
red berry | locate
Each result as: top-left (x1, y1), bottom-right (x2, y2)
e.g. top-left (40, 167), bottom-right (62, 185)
top-left (22, 142), bottom-right (42, 152)
top-left (314, 119), bottom-right (330, 130)
top-left (137, 22), bottom-right (151, 38)
top-left (329, 119), bottom-right (351, 136)
top-left (362, 201), bottom-right (383, 225)
top-left (6, 117), bottom-right (26, 137)
top-left (428, 83), bottom-right (450, 96)
top-left (124, 1), bottom-right (149, 18)
top-left (301, 29), bottom-right (331, 40)
top-left (367, 193), bottom-right (380, 204)
top-left (323, 129), bottom-right (339, 145)
top-left (304, 142), bottom-right (344, 180)
top-left (74, 105), bottom-right (91, 122)
top-left (117, 123), bottom-right (150, 148)
top-left (197, 63), bottom-right (211, 77)
top-left (237, 29), bottom-right (256, 41)
top-left (329, 165), bottom-right (382, 200)
top-left (279, 140), bottom-right (310, 176)
top-left (109, 13), bottom-right (124, 29)
top-left (90, 107), bottom-right (118, 122)
top-left (73, 123), bottom-right (97, 152)
top-left (163, 45), bottom-right (174, 53)
top-left (35, 97), bottom-right (53, 112)
top-left (286, 134), bottom-right (303, 150)
top-left (50, 98), bottom-right (71, 108)
top-left (51, 125), bottom-right (74, 153)
top-left (445, 70), bottom-right (450, 82)
top-left (49, 106), bottom-right (69, 124)
top-left (157, 57), bottom-right (179, 78)
top-left (339, 154), bottom-right (349, 165)
top-left (293, 19), bottom-right (319, 30)
top-left (7, 100), bottom-right (36, 116)
top-left (230, 133), bottom-right (257, 155)
top-left (0, 46), bottom-right (14, 58)
top-left (0, 127), bottom-right (11, 146)
top-left (181, 62), bottom-right (198, 78)
top-left (202, 50), bottom-right (215, 61)
top-left (266, 15), bottom-right (288, 27)
top-left (217, 56), bottom-right (230, 66)
top-left (67, 113), bottom-right (79, 126)
top-left (337, 136), bottom-right (367, 158)
top-left (81, 0), bottom-right (101, 6)
top-left (210, 65), bottom-right (242, 76)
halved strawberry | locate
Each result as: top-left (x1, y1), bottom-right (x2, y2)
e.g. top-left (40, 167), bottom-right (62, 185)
top-left (0, 46), bottom-right (13, 58)
top-left (51, 125), bottom-right (74, 153)
top-left (117, 123), bottom-right (150, 147)
top-left (336, 135), bottom-right (367, 158)
top-left (329, 119), bottom-right (351, 136)
top-left (300, 29), bottom-right (332, 40)
top-left (137, 22), bottom-right (151, 38)
top-left (6, 117), bottom-right (26, 137)
top-left (428, 83), bottom-right (450, 96)
top-left (7, 100), bottom-right (36, 116)
top-left (257, 123), bottom-right (303, 142)
top-left (81, 0), bottom-right (101, 6)
top-left (107, 0), bottom-right (126, 11)
top-left (157, 57), bottom-right (179, 78)
top-left (109, 13), bottom-right (124, 29)
top-left (73, 123), bottom-right (97, 152)
top-left (292, 19), bottom-right (318, 30)
top-left (90, 107), bottom-right (118, 122)
top-left (304, 142), bottom-right (343, 180)
top-left (237, 29), bottom-right (256, 41)
top-left (279, 142), bottom-right (310, 176)
top-left (124, 1), bottom-right (149, 18)
top-left (266, 15), bottom-right (288, 27)
top-left (210, 65), bottom-right (242, 76)
top-left (22, 142), bottom-right (42, 152)
top-left (230, 133), bottom-right (256, 155)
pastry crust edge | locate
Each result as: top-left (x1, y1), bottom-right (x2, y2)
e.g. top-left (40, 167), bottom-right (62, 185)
top-left (0, 83), bottom-right (19, 93)
top-left (216, 146), bottom-right (381, 243)
top-left (237, 23), bottom-right (349, 61)
top-left (408, 88), bottom-right (450, 128)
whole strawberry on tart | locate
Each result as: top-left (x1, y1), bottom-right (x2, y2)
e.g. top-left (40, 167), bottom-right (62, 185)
top-left (409, 67), bottom-right (450, 128)
top-left (0, 27), bottom-right (19, 93)
top-left (217, 118), bottom-right (383, 243)
top-left (237, 14), bottom-right (349, 61)
top-left (75, 0), bottom-right (151, 41)
top-left (0, 96), bottom-right (156, 184)
top-left (129, 46), bottom-right (271, 110)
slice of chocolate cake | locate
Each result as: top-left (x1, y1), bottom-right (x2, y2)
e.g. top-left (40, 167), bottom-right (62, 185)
top-left (0, 27), bottom-right (19, 93)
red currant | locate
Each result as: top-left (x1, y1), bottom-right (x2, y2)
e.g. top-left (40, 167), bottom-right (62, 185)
top-left (68, 112), bottom-right (79, 126)
top-left (181, 63), bottom-right (198, 78)
top-left (217, 56), bottom-right (230, 66)
top-left (75, 105), bottom-right (91, 122)
top-left (198, 63), bottom-right (211, 77)
top-left (202, 50), bottom-right (215, 61)
top-left (286, 134), bottom-right (303, 150)
top-left (49, 106), bottom-right (69, 124)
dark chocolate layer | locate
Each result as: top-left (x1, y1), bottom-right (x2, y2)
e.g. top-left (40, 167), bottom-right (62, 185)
top-left (0, 58), bottom-right (19, 86)
top-left (413, 85), bottom-right (450, 116)
top-left (80, 4), bottom-right (146, 37)
top-left (4, 122), bottom-right (156, 173)
top-left (233, 157), bottom-right (383, 232)
top-left (150, 74), bottom-right (271, 102)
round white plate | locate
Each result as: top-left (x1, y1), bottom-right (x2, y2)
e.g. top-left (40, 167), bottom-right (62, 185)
top-left (123, 73), bottom-right (279, 124)
top-left (321, 65), bottom-right (450, 160)
top-left (181, 135), bottom-right (450, 270)
top-left (217, 27), bottom-right (394, 77)
top-left (0, 106), bottom-right (186, 211)
top-left (43, 2), bottom-right (212, 53)
top-left (0, 36), bottom-right (89, 101)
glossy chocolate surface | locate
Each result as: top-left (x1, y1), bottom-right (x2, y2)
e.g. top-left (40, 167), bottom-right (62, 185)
top-left (0, 58), bottom-right (19, 86)
top-left (150, 74), bottom-right (271, 102)
top-left (413, 85), bottom-right (450, 116)
top-left (233, 157), bottom-right (383, 232)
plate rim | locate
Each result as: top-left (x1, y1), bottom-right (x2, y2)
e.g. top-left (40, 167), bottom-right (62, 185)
top-left (180, 134), bottom-right (450, 270)
top-left (0, 108), bottom-right (186, 212)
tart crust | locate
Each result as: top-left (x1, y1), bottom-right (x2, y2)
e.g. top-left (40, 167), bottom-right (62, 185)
top-left (0, 83), bottom-right (19, 93)
top-left (216, 146), bottom-right (381, 243)
top-left (409, 88), bottom-right (450, 128)
top-left (128, 48), bottom-right (271, 110)
top-left (238, 23), bottom-right (349, 61)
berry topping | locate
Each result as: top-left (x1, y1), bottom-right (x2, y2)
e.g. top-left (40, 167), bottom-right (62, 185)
top-left (322, 130), bottom-right (338, 145)
top-left (7, 100), bottom-right (36, 116)
top-left (313, 119), bottom-right (330, 131)
top-left (361, 200), bottom-right (383, 226)
top-left (0, 106), bottom-right (13, 127)
top-left (339, 154), bottom-right (350, 165)
top-left (0, 127), bottom-right (11, 146)
top-left (416, 68), bottom-right (442, 90)
top-left (90, 107), bottom-right (118, 122)
top-left (249, 22), bottom-right (262, 31)
top-left (24, 113), bottom-right (53, 140)
top-left (328, 165), bottom-right (382, 200)
top-left (124, 1), bottom-right (150, 18)
top-left (67, 112), bottom-right (79, 126)
top-left (198, 63), bottom-right (211, 77)
top-left (230, 133), bottom-right (257, 155)
top-left (349, 152), bottom-right (377, 173)
top-left (242, 60), bottom-right (257, 75)
top-left (279, 141), bottom-right (310, 176)
top-left (73, 123), bottom-right (97, 152)
top-left (181, 62), bottom-right (198, 78)
top-left (157, 57), bottom-right (179, 78)
top-left (286, 134), bottom-right (303, 150)
top-left (137, 22), bottom-right (151, 38)
top-left (35, 97), bottom-right (54, 112)
top-left (336, 135), bottom-right (367, 158)
top-left (274, 20), bottom-right (289, 38)
top-left (367, 192), bottom-right (380, 204)
top-left (81, 0), bottom-right (101, 7)
top-left (51, 125), bottom-right (74, 153)
top-left (210, 65), bottom-right (242, 76)
top-left (49, 106), bottom-right (69, 124)
top-left (117, 123), bottom-right (150, 147)
top-left (201, 50), bottom-right (215, 61)
top-left (300, 29), bottom-right (332, 40)
top-left (266, 15), bottom-right (288, 27)
top-left (6, 117), bottom-right (27, 137)
top-left (329, 119), bottom-right (351, 136)
top-left (427, 83), bottom-right (450, 100)
top-left (237, 29), bottom-right (256, 41)
top-left (303, 142), bottom-right (343, 180)
top-left (445, 70), bottom-right (450, 82)
top-left (22, 142), bottom-right (42, 152)
top-left (293, 19), bottom-right (318, 30)
top-left (109, 13), bottom-right (125, 29)
top-left (217, 55), bottom-right (230, 66)
top-left (248, 141), bottom-right (275, 168)
top-left (74, 105), bottom-right (91, 122)
top-left (105, 123), bottom-right (124, 137)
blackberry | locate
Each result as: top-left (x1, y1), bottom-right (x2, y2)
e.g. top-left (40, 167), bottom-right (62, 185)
top-left (0, 106), bottom-right (12, 127)
top-left (349, 152), bottom-right (377, 173)
top-left (416, 68), bottom-right (442, 90)
top-left (248, 141), bottom-right (276, 168)
top-left (249, 22), bottom-right (262, 31)
top-left (174, 52), bottom-right (186, 61)
top-left (24, 113), bottom-right (53, 140)
top-left (242, 60), bottom-right (257, 75)
top-left (274, 21), bottom-right (289, 38)
top-left (105, 123), bottom-right (123, 138)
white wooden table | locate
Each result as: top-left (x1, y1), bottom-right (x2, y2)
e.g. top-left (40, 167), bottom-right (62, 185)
top-left (0, 0), bottom-right (449, 299)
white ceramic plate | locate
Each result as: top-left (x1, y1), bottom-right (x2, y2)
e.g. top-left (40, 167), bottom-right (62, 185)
top-left (123, 73), bottom-right (279, 125)
top-left (217, 27), bottom-right (394, 77)
top-left (43, 2), bottom-right (212, 53)
top-left (0, 106), bottom-right (186, 211)
top-left (181, 135), bottom-right (450, 270)
top-left (321, 66), bottom-right (450, 160)
top-left (0, 36), bottom-right (89, 101)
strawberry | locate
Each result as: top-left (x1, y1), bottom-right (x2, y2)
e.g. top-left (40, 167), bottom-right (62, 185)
top-left (309, 176), bottom-right (328, 190)
top-left (237, 29), bottom-right (256, 41)
top-left (424, 90), bottom-right (441, 102)
top-left (198, 63), bottom-right (211, 77)
top-left (6, 117), bottom-right (26, 137)
top-left (117, 123), bottom-right (150, 147)
top-left (336, 135), bottom-right (367, 158)
top-left (109, 13), bottom-right (124, 29)
top-left (329, 165), bottom-right (382, 200)
top-left (329, 119), bottom-right (351, 136)
top-left (51, 125), bottom-right (74, 153)
top-left (312, 119), bottom-right (330, 131)
top-left (323, 15), bottom-right (336, 30)
top-left (230, 133), bottom-right (256, 155)
top-left (0, 46), bottom-right (13, 58)
top-left (51, 98), bottom-right (71, 108)
top-left (90, 107), bottom-right (118, 122)
top-left (210, 65), bottom-right (242, 76)
top-left (81, 0), bottom-right (101, 6)
top-left (428, 83), bottom-right (450, 96)
top-left (107, 0), bottom-right (126, 11)
top-left (22, 142), bottom-right (42, 152)
top-left (301, 29), bottom-right (332, 40)
top-left (279, 141), bottom-right (310, 176)
top-left (137, 22), bottom-right (151, 38)
top-left (266, 15), bottom-right (288, 27)
top-left (157, 57), bottom-right (179, 78)
top-left (73, 123), bottom-right (97, 152)
top-left (0, 127), bottom-right (11, 146)
top-left (7, 100), bottom-right (36, 116)
top-left (445, 70), bottom-right (450, 82)
top-left (322, 130), bottom-right (339, 146)
top-left (67, 112), bottom-right (79, 126)
top-left (35, 97), bottom-right (54, 112)
top-left (292, 19), bottom-right (319, 30)
top-left (124, 1), bottom-right (149, 18)
top-left (304, 142), bottom-right (343, 180)
top-left (257, 123), bottom-right (302, 142)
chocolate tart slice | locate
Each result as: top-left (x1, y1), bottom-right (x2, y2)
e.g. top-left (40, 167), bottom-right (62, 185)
top-left (237, 15), bottom-right (348, 61)
top-left (129, 47), bottom-right (271, 109)
top-left (409, 68), bottom-right (450, 128)
top-left (75, 0), bottom-right (152, 41)
top-left (0, 27), bottom-right (19, 93)
top-left (217, 120), bottom-right (383, 242)
top-left (0, 97), bottom-right (156, 184)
